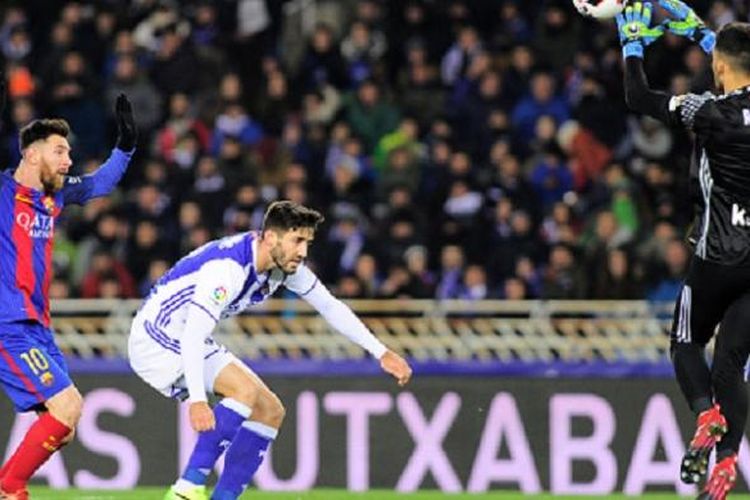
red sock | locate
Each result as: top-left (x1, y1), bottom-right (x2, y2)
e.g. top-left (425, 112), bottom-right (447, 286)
top-left (0, 453), bottom-right (18, 482)
top-left (0, 413), bottom-right (70, 493)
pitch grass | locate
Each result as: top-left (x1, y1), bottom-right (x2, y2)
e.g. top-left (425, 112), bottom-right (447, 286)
top-left (23, 489), bottom-right (750, 500)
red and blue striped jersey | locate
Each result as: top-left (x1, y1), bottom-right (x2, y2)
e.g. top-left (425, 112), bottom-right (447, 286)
top-left (0, 172), bottom-right (65, 326)
top-left (0, 147), bottom-right (133, 326)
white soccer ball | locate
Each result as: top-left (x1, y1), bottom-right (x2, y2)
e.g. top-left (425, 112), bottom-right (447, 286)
top-left (572, 0), bottom-right (627, 19)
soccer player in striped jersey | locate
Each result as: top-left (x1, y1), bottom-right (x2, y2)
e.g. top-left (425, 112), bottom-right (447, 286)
top-left (128, 201), bottom-right (412, 500)
top-left (0, 91), bottom-right (137, 500)
top-left (617, 2), bottom-right (750, 498)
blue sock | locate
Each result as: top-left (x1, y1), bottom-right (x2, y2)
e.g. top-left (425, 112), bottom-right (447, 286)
top-left (181, 399), bottom-right (250, 486)
top-left (211, 421), bottom-right (277, 500)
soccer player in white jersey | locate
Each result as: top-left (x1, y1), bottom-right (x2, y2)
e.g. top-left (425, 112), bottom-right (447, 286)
top-left (128, 200), bottom-right (412, 500)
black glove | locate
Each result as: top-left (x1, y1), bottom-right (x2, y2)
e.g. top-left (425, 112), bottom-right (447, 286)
top-left (115, 93), bottom-right (137, 151)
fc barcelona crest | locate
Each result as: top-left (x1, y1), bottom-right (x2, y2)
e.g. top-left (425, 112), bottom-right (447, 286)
top-left (40, 372), bottom-right (54, 387)
top-left (42, 196), bottom-right (56, 213)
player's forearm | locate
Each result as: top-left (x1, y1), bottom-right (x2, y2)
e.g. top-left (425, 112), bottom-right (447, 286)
top-left (326, 301), bottom-right (388, 358)
top-left (304, 285), bottom-right (387, 358)
top-left (181, 302), bottom-right (218, 403)
top-left (624, 57), bottom-right (675, 124)
top-left (85, 148), bottom-right (134, 198)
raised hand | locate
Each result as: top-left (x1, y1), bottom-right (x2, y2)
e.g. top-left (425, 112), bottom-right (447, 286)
top-left (115, 93), bottom-right (137, 151)
top-left (616, 2), bottom-right (665, 59)
top-left (658, 0), bottom-right (716, 53)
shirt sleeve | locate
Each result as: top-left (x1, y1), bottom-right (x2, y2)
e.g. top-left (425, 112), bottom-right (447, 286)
top-left (625, 56), bottom-right (717, 132)
top-left (61, 148), bottom-right (134, 205)
top-left (624, 57), bottom-right (677, 125)
top-left (283, 262), bottom-right (320, 296)
top-left (286, 264), bottom-right (387, 358)
top-left (668, 92), bottom-right (716, 131)
top-left (189, 259), bottom-right (244, 323)
top-left (180, 304), bottom-right (216, 403)
top-left (180, 259), bottom-right (244, 403)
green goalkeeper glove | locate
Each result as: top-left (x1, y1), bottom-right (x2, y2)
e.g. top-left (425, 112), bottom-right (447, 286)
top-left (659, 0), bottom-right (716, 53)
top-left (616, 2), bottom-right (665, 59)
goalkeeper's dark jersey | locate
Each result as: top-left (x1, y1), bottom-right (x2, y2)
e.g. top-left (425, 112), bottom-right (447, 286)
top-left (625, 57), bottom-right (750, 266)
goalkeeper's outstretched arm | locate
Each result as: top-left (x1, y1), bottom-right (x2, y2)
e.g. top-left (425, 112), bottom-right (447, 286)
top-left (618, 1), bottom-right (715, 128)
top-left (624, 56), bottom-right (680, 126)
top-left (616, 2), bottom-right (676, 123)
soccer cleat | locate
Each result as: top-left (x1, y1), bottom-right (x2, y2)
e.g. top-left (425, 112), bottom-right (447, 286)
top-left (164, 484), bottom-right (208, 500)
top-left (680, 405), bottom-right (727, 484)
top-left (697, 454), bottom-right (737, 500)
top-left (0, 487), bottom-right (29, 500)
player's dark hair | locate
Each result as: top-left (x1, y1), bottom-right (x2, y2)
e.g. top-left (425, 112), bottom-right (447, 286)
top-left (262, 200), bottom-right (324, 233)
top-left (716, 22), bottom-right (750, 74)
top-left (19, 119), bottom-right (71, 150)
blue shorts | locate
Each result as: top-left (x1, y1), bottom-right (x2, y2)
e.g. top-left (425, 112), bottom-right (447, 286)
top-left (0, 321), bottom-right (72, 412)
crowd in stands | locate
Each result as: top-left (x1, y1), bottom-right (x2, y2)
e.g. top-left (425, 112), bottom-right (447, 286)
top-left (2, 0), bottom-right (748, 302)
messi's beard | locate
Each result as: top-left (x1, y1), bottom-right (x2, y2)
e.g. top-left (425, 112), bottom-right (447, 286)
top-left (40, 165), bottom-right (64, 193)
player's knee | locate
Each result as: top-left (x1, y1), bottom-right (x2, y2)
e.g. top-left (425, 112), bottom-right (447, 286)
top-left (60, 427), bottom-right (76, 445)
top-left (68, 388), bottom-right (84, 419)
top-left (268, 398), bottom-right (286, 427)
top-left (266, 393), bottom-right (286, 426)
top-left (63, 390), bottom-right (84, 426)
top-left (253, 393), bottom-right (286, 428)
top-left (47, 386), bottom-right (84, 427)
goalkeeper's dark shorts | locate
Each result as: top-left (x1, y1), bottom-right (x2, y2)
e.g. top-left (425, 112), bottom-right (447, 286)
top-left (670, 256), bottom-right (750, 346)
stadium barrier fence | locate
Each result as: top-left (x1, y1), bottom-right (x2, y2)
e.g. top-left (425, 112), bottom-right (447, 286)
top-left (50, 299), bottom-right (676, 376)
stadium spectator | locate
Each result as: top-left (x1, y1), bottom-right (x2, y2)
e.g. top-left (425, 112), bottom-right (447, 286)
top-left (354, 253), bottom-right (381, 298)
top-left (81, 249), bottom-right (137, 299)
top-left (435, 244), bottom-right (465, 299)
top-left (512, 71), bottom-right (570, 145)
top-left (106, 55), bottom-right (162, 136)
top-left (590, 248), bottom-right (642, 299)
top-left (503, 277), bottom-right (529, 300)
top-left (541, 243), bottom-right (586, 299)
top-left (343, 79), bottom-right (400, 152)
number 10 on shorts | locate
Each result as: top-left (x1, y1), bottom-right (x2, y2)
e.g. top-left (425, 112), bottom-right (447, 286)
top-left (20, 348), bottom-right (49, 375)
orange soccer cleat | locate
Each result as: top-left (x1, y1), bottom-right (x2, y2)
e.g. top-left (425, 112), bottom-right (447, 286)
top-left (681, 404), bottom-right (728, 484)
top-left (697, 454), bottom-right (738, 500)
top-left (0, 486), bottom-right (29, 500)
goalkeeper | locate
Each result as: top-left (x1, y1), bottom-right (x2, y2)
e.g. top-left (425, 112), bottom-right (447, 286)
top-left (617, 2), bottom-right (750, 499)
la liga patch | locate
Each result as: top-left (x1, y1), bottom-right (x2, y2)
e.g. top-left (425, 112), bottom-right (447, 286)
top-left (211, 286), bottom-right (228, 305)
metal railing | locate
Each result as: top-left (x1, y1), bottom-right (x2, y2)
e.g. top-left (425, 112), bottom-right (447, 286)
top-left (48, 299), bottom-right (674, 363)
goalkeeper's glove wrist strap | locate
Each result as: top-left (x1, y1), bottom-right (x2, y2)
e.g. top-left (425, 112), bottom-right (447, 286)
top-left (697, 29), bottom-right (716, 54)
top-left (623, 43), bottom-right (644, 59)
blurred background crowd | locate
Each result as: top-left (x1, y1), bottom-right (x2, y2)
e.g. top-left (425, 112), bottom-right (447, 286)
top-left (1, 0), bottom-right (747, 302)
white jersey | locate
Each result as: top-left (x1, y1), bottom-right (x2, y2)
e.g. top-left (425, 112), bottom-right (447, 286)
top-left (129, 231), bottom-right (387, 401)
top-left (137, 232), bottom-right (318, 342)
